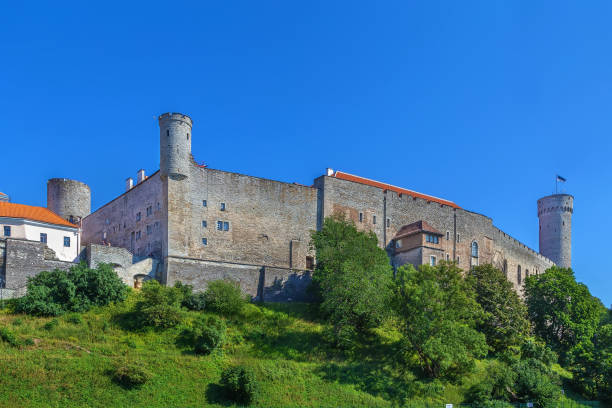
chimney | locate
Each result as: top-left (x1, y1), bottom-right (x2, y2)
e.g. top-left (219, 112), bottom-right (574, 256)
top-left (137, 169), bottom-right (146, 184)
top-left (126, 177), bottom-right (133, 191)
top-left (326, 168), bottom-right (334, 176)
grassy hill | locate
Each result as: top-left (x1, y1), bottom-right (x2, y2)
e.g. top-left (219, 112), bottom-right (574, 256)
top-left (0, 294), bottom-right (600, 408)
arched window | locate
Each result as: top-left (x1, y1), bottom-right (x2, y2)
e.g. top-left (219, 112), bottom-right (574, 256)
top-left (517, 265), bottom-right (522, 285)
top-left (471, 242), bottom-right (479, 257)
top-left (503, 259), bottom-right (508, 276)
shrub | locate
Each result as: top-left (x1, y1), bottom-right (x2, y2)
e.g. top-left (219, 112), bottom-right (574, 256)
top-left (0, 326), bottom-right (20, 347)
top-left (181, 315), bottom-right (226, 355)
top-left (43, 318), bottom-right (59, 331)
top-left (220, 366), bottom-right (258, 405)
top-left (12, 318), bottom-right (23, 326)
top-left (135, 280), bottom-right (183, 328)
top-left (204, 280), bottom-right (246, 316)
top-left (112, 364), bottom-right (152, 388)
top-left (65, 313), bottom-right (83, 325)
top-left (14, 263), bottom-right (127, 316)
top-left (183, 292), bottom-right (207, 311)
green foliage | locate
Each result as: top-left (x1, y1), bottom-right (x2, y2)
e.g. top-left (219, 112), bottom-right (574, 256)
top-left (112, 364), bottom-right (152, 389)
top-left (310, 214), bottom-right (393, 347)
top-left (512, 358), bottom-right (562, 408)
top-left (524, 267), bottom-right (604, 361)
top-left (134, 280), bottom-right (183, 328)
top-left (204, 280), bottom-right (246, 316)
top-left (14, 263), bottom-right (128, 316)
top-left (65, 313), bottom-right (83, 325)
top-left (180, 314), bottom-right (226, 355)
top-left (468, 264), bottom-right (530, 353)
top-left (43, 318), bottom-right (59, 331)
top-left (0, 326), bottom-right (20, 347)
top-left (220, 365), bottom-right (258, 405)
top-left (174, 281), bottom-right (207, 311)
top-left (392, 262), bottom-right (487, 378)
top-left (570, 321), bottom-right (612, 401)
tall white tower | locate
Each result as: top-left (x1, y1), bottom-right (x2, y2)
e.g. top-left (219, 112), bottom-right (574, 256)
top-left (537, 194), bottom-right (573, 268)
top-left (159, 113), bottom-right (193, 181)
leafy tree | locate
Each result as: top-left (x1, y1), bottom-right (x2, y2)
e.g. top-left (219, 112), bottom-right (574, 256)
top-left (220, 366), bottom-right (258, 405)
top-left (204, 280), bottom-right (246, 316)
top-left (392, 262), bottom-right (487, 378)
top-left (524, 267), bottom-right (604, 361)
top-left (14, 263), bottom-right (127, 316)
top-left (310, 214), bottom-right (393, 347)
top-left (468, 264), bottom-right (530, 353)
top-left (180, 314), bottom-right (226, 355)
top-left (135, 280), bottom-right (183, 328)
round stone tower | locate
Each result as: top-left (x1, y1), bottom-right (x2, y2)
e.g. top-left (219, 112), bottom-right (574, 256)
top-left (47, 178), bottom-right (91, 224)
top-left (537, 194), bottom-right (573, 268)
top-left (159, 112), bottom-right (192, 180)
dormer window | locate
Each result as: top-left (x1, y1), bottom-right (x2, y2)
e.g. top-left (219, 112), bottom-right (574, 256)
top-left (426, 234), bottom-right (439, 244)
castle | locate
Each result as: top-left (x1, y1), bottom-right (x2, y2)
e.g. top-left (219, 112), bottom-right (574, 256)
top-left (1, 112), bottom-right (574, 300)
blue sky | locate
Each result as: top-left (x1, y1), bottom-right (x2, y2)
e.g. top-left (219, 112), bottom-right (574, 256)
top-left (1, 1), bottom-right (610, 305)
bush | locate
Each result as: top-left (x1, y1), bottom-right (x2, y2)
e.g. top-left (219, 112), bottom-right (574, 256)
top-left (0, 326), bottom-right (20, 347)
top-left (183, 292), bottom-right (207, 311)
top-left (204, 280), bottom-right (246, 316)
top-left (12, 318), bottom-right (23, 326)
top-left (65, 313), bottom-right (83, 325)
top-left (181, 315), bottom-right (226, 355)
top-left (135, 280), bottom-right (183, 328)
top-left (14, 263), bottom-right (127, 316)
top-left (220, 366), bottom-right (258, 405)
top-left (112, 364), bottom-right (152, 389)
top-left (43, 319), bottom-right (59, 331)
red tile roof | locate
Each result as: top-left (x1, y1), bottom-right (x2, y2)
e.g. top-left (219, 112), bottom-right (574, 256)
top-left (0, 202), bottom-right (78, 228)
top-left (393, 220), bottom-right (442, 240)
top-left (331, 171), bottom-right (460, 208)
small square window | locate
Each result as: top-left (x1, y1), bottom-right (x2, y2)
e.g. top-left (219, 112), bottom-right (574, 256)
top-left (202, 220), bottom-right (207, 228)
top-left (217, 221), bottom-right (223, 231)
top-left (220, 203), bottom-right (226, 211)
top-left (202, 200), bottom-right (207, 207)
top-left (40, 233), bottom-right (47, 243)
top-left (223, 221), bottom-right (229, 231)
top-left (202, 237), bottom-right (207, 246)
top-left (64, 236), bottom-right (71, 247)
top-left (3, 226), bottom-right (10, 237)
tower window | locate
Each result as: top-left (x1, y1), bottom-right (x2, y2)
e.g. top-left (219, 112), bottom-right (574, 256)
top-left (202, 238), bottom-right (207, 246)
top-left (3, 226), bottom-right (10, 237)
top-left (64, 237), bottom-right (71, 247)
top-left (40, 233), bottom-right (47, 243)
top-left (187, 133), bottom-right (190, 140)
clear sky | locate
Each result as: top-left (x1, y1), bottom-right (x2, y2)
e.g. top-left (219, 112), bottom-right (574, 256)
top-left (1, 1), bottom-right (610, 306)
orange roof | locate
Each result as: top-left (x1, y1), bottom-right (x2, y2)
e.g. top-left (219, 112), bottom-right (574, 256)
top-left (331, 171), bottom-right (460, 208)
top-left (0, 202), bottom-right (78, 228)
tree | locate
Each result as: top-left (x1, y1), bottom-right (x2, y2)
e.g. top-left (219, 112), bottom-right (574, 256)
top-left (135, 280), bottom-right (184, 328)
top-left (392, 262), bottom-right (487, 378)
top-left (14, 262), bottom-right (127, 316)
top-left (310, 214), bottom-right (393, 347)
top-left (524, 267), bottom-right (604, 361)
top-left (467, 264), bottom-right (530, 353)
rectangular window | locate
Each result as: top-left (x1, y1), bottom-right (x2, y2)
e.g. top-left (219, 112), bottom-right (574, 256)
top-left (373, 215), bottom-right (377, 224)
top-left (202, 200), bottom-right (207, 207)
top-left (202, 220), bottom-right (207, 228)
top-left (220, 203), bottom-right (226, 211)
top-left (146, 206), bottom-right (152, 216)
top-left (223, 221), bottom-right (229, 231)
top-left (136, 231), bottom-right (141, 240)
top-left (202, 237), bottom-right (207, 246)
top-left (456, 256), bottom-right (460, 263)
top-left (396, 240), bottom-right (402, 248)
top-left (157, 202), bottom-right (161, 210)
top-left (359, 212), bottom-right (363, 223)
top-left (446, 254), bottom-right (450, 261)
top-left (64, 236), bottom-right (71, 247)
top-left (3, 226), bottom-right (10, 237)
top-left (146, 225), bottom-right (152, 235)
top-left (430, 256), bottom-right (436, 266)
top-left (40, 233), bottom-right (47, 243)
top-left (456, 233), bottom-right (460, 243)
top-left (136, 212), bottom-right (141, 221)
top-left (386, 218), bottom-right (390, 228)
top-left (434, 236), bottom-right (439, 244)
top-left (217, 221), bottom-right (223, 231)
top-left (446, 231), bottom-right (450, 241)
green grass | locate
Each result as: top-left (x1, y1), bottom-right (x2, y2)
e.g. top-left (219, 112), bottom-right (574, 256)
top-left (0, 295), bottom-right (603, 407)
